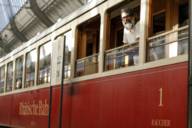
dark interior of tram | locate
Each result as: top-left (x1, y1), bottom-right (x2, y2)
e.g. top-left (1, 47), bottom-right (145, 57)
top-left (77, 15), bottom-right (100, 59)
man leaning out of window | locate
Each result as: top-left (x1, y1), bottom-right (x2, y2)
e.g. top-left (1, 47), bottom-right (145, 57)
top-left (121, 8), bottom-right (140, 65)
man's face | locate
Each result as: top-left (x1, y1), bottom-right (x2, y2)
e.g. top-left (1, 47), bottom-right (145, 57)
top-left (121, 12), bottom-right (134, 30)
top-left (121, 12), bottom-right (134, 25)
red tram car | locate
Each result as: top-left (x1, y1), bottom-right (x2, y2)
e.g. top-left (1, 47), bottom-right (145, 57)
top-left (0, 0), bottom-right (191, 128)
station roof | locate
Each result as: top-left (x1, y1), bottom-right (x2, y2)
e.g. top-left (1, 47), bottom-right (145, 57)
top-left (0, 0), bottom-right (27, 31)
top-left (0, 0), bottom-right (86, 57)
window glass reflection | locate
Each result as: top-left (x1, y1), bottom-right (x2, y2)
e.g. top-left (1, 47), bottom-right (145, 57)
top-left (15, 56), bottom-right (23, 89)
top-left (0, 66), bottom-right (5, 93)
top-left (6, 62), bottom-right (13, 92)
top-left (25, 50), bottom-right (36, 87)
top-left (64, 31), bottom-right (72, 79)
top-left (38, 42), bottom-right (51, 85)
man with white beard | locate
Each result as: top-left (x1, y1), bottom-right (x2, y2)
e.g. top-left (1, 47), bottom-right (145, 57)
top-left (121, 8), bottom-right (140, 65)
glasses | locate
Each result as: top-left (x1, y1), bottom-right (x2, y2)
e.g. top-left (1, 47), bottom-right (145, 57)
top-left (121, 16), bottom-right (133, 23)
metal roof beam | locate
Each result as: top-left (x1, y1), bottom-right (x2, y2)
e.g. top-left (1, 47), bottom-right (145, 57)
top-left (0, 41), bottom-right (10, 53)
top-left (29, 0), bottom-right (54, 27)
top-left (10, 20), bottom-right (28, 42)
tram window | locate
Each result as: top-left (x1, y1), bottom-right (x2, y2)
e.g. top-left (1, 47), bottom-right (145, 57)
top-left (0, 66), bottom-right (5, 93)
top-left (25, 50), bottom-right (36, 88)
top-left (152, 11), bottom-right (166, 34)
top-left (38, 42), bottom-right (51, 85)
top-left (15, 56), bottom-right (23, 89)
top-left (147, 0), bottom-right (189, 61)
top-left (104, 4), bottom-right (140, 71)
top-left (6, 62), bottom-right (13, 92)
top-left (77, 15), bottom-right (100, 59)
top-left (76, 15), bottom-right (100, 76)
top-left (109, 16), bottom-right (124, 48)
top-left (179, 2), bottom-right (188, 27)
top-left (106, 5), bottom-right (140, 49)
top-left (64, 31), bottom-right (72, 79)
top-left (150, 0), bottom-right (166, 35)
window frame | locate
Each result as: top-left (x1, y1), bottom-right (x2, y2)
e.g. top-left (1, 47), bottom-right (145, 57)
top-left (25, 49), bottom-right (37, 88)
top-left (152, 10), bottom-right (166, 35)
top-left (0, 65), bottom-right (5, 93)
top-left (14, 56), bottom-right (24, 90)
top-left (6, 62), bottom-right (13, 92)
top-left (37, 41), bottom-right (52, 85)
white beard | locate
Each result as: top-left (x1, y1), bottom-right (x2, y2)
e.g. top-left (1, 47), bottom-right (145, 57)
top-left (123, 23), bottom-right (133, 30)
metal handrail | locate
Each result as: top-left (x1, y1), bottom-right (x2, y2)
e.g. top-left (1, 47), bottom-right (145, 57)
top-left (148, 25), bottom-right (189, 41)
top-left (148, 26), bottom-right (188, 47)
top-left (76, 53), bottom-right (98, 62)
top-left (147, 25), bottom-right (189, 61)
top-left (104, 41), bottom-right (139, 71)
top-left (76, 54), bottom-right (98, 76)
top-left (149, 37), bottom-right (189, 48)
top-left (105, 42), bottom-right (139, 53)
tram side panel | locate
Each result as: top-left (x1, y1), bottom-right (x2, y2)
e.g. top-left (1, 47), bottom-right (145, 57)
top-left (50, 86), bottom-right (60, 128)
top-left (0, 95), bottom-right (12, 127)
top-left (70, 62), bottom-right (187, 128)
top-left (0, 86), bottom-right (71, 128)
top-left (61, 85), bottom-right (73, 128)
top-left (0, 62), bottom-right (187, 128)
top-left (10, 88), bottom-right (49, 128)
top-left (50, 85), bottom-right (72, 128)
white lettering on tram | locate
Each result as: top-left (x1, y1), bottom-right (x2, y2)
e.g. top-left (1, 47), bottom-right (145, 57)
top-left (19, 99), bottom-right (49, 116)
top-left (151, 119), bottom-right (171, 127)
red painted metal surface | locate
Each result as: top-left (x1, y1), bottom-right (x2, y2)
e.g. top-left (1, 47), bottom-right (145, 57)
top-left (70, 62), bottom-right (188, 128)
top-left (0, 62), bottom-right (188, 128)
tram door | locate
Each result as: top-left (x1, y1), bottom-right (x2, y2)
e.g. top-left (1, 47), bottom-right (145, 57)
top-left (50, 32), bottom-right (73, 128)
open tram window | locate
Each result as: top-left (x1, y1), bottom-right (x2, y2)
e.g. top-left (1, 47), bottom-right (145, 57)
top-left (6, 62), bottom-right (13, 92)
top-left (25, 50), bottom-right (36, 88)
top-left (178, 0), bottom-right (189, 55)
top-left (105, 2), bottom-right (140, 71)
top-left (109, 16), bottom-right (124, 48)
top-left (150, 0), bottom-right (188, 34)
top-left (106, 5), bottom-right (140, 49)
top-left (38, 42), bottom-right (52, 85)
top-left (148, 0), bottom-right (189, 61)
top-left (179, 1), bottom-right (189, 27)
top-left (0, 66), bottom-right (5, 93)
top-left (151, 0), bottom-right (166, 35)
top-left (152, 11), bottom-right (166, 34)
top-left (147, 0), bottom-right (166, 61)
top-left (15, 56), bottom-right (23, 89)
top-left (76, 15), bottom-right (100, 77)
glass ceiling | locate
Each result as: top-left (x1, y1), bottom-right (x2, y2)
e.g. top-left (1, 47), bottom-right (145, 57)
top-left (0, 0), bottom-right (27, 31)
